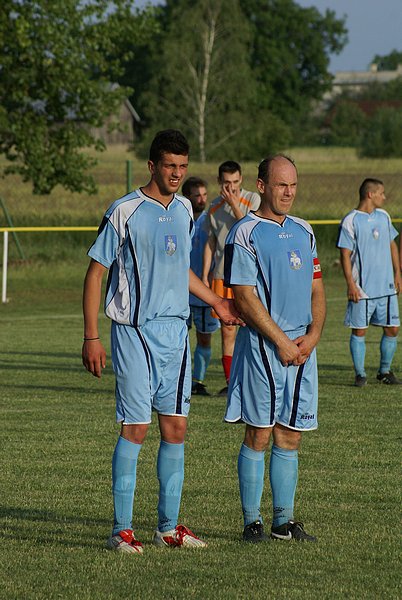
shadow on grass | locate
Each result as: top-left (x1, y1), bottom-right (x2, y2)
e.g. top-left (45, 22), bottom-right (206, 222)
top-left (0, 505), bottom-right (109, 526)
top-left (0, 351), bottom-right (78, 359)
top-left (1, 383), bottom-right (112, 394)
top-left (0, 506), bottom-right (162, 548)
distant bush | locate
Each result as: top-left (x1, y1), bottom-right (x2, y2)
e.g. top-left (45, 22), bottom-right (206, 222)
top-left (359, 107), bottom-right (402, 157)
top-left (328, 101), bottom-right (367, 147)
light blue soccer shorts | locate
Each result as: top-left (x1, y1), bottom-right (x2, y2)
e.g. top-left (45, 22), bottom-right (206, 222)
top-left (344, 294), bottom-right (400, 329)
top-left (225, 326), bottom-right (318, 431)
top-left (111, 317), bottom-right (192, 424)
top-left (187, 305), bottom-right (220, 334)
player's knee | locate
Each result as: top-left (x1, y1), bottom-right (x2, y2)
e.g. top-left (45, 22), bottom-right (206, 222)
top-left (197, 332), bottom-right (211, 347)
top-left (120, 423), bottom-right (149, 444)
top-left (244, 426), bottom-right (271, 452)
top-left (384, 326), bottom-right (399, 337)
top-left (273, 424), bottom-right (301, 450)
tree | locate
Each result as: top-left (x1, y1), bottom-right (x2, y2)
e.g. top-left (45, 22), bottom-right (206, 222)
top-left (125, 0), bottom-right (347, 156)
top-left (0, 1), bottom-right (156, 194)
top-left (132, 0), bottom-right (289, 162)
top-left (239, 0), bottom-right (347, 139)
top-left (372, 50), bottom-right (402, 71)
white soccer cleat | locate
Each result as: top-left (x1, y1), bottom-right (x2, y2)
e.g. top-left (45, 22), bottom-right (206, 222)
top-left (106, 529), bottom-right (144, 554)
top-left (153, 524), bottom-right (207, 548)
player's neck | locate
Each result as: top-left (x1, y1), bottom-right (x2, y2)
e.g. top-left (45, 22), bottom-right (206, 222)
top-left (357, 200), bottom-right (376, 214)
top-left (141, 181), bottom-right (174, 206)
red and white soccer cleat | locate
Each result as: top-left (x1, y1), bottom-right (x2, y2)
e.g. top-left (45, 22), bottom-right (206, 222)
top-left (106, 529), bottom-right (144, 554)
top-left (153, 524), bottom-right (207, 548)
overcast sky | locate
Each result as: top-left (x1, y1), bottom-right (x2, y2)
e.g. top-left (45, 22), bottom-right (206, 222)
top-left (138, 0), bottom-right (401, 74)
top-left (296, 0), bottom-right (402, 73)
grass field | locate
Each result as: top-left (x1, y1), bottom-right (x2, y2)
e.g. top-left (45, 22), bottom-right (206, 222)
top-left (0, 147), bottom-right (401, 599)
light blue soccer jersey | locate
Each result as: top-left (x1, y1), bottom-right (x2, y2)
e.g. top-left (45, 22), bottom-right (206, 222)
top-left (337, 208), bottom-right (398, 299)
top-left (189, 211), bottom-right (209, 307)
top-left (88, 188), bottom-right (194, 327)
top-left (224, 213), bottom-right (318, 332)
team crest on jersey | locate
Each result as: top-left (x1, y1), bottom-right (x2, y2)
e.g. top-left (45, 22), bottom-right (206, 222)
top-left (165, 235), bottom-right (177, 255)
top-left (372, 228), bottom-right (380, 240)
top-left (288, 249), bottom-right (302, 270)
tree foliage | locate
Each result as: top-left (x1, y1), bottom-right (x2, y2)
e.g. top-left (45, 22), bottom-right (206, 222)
top-left (326, 100), bottom-right (367, 147)
top-left (124, 0), bottom-right (346, 160)
top-left (0, 0), bottom-right (155, 194)
top-left (359, 107), bottom-right (402, 158)
top-left (132, 0), bottom-right (287, 162)
top-left (239, 0), bottom-right (347, 133)
top-left (372, 50), bottom-right (402, 71)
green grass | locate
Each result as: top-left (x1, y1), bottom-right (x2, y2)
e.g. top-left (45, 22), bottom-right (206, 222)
top-left (1, 145), bottom-right (401, 228)
top-left (0, 259), bottom-right (401, 599)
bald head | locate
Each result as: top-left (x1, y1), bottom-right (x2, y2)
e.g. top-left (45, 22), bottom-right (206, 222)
top-left (257, 155), bottom-right (297, 184)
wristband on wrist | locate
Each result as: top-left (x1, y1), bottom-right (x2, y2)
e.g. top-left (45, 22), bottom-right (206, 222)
top-left (83, 337), bottom-right (100, 341)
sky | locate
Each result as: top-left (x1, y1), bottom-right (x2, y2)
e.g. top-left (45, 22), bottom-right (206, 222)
top-left (138, 0), bottom-right (402, 74)
top-left (295, 0), bottom-right (402, 73)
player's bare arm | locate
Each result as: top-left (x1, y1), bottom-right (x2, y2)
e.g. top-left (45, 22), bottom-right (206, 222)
top-left (390, 240), bottom-right (401, 293)
top-left (340, 247), bottom-right (360, 302)
top-left (189, 269), bottom-right (242, 326)
top-left (232, 284), bottom-right (302, 366)
top-left (294, 277), bottom-right (326, 363)
top-left (82, 259), bottom-right (107, 378)
top-left (201, 234), bottom-right (216, 287)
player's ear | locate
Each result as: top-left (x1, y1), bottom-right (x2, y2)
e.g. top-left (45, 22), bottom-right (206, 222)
top-left (256, 178), bottom-right (265, 194)
top-left (148, 160), bottom-right (155, 175)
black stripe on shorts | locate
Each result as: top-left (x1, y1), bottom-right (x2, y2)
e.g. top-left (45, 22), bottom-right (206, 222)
top-left (289, 363), bottom-right (305, 429)
top-left (258, 334), bottom-right (275, 425)
top-left (176, 337), bottom-right (188, 415)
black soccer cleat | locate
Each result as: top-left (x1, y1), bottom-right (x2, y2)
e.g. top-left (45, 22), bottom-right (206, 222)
top-left (218, 385), bottom-right (228, 396)
top-left (243, 520), bottom-right (270, 543)
top-left (354, 374), bottom-right (367, 387)
top-left (376, 371), bottom-right (402, 385)
top-left (271, 520), bottom-right (317, 542)
top-left (191, 382), bottom-right (211, 396)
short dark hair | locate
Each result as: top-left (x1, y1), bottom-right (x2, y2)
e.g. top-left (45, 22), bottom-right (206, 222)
top-left (218, 160), bottom-right (242, 180)
top-left (149, 129), bottom-right (189, 163)
top-left (182, 176), bottom-right (207, 198)
top-left (258, 154), bottom-right (297, 183)
top-left (359, 178), bottom-right (383, 200)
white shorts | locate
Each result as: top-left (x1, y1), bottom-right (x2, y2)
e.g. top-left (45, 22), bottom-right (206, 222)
top-left (111, 318), bottom-right (191, 424)
top-left (344, 295), bottom-right (400, 329)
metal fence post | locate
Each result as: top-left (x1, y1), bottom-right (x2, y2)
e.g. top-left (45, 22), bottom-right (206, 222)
top-left (2, 230), bottom-right (9, 303)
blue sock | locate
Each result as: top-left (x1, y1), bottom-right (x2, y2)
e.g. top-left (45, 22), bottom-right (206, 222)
top-left (193, 345), bottom-right (211, 383)
top-left (112, 436), bottom-right (142, 535)
top-left (269, 445), bottom-right (298, 528)
top-left (350, 334), bottom-right (366, 377)
top-left (238, 444), bottom-right (265, 527)
top-left (379, 334), bottom-right (397, 373)
top-left (157, 441), bottom-right (184, 532)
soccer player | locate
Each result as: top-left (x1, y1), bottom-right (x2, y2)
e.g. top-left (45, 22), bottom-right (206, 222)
top-left (202, 161), bottom-right (260, 395)
top-left (182, 176), bottom-right (219, 396)
top-left (224, 155), bottom-right (326, 543)
top-left (337, 178), bottom-right (401, 386)
top-left (82, 130), bottom-right (242, 554)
